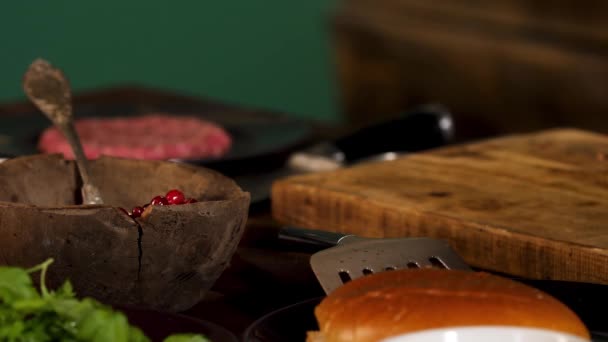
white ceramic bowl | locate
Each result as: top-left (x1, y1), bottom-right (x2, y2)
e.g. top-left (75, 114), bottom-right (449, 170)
top-left (382, 326), bottom-right (590, 342)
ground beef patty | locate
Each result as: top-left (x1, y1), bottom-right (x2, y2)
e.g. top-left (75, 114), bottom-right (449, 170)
top-left (38, 114), bottom-right (232, 160)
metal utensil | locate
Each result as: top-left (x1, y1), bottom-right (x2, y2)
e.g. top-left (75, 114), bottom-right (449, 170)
top-left (279, 226), bottom-right (471, 294)
top-left (237, 104), bottom-right (454, 205)
top-left (285, 103), bottom-right (453, 173)
top-left (277, 228), bottom-right (608, 340)
top-left (22, 58), bottom-right (103, 205)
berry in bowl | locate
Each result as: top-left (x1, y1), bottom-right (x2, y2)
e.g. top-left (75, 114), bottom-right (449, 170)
top-left (0, 154), bottom-right (250, 312)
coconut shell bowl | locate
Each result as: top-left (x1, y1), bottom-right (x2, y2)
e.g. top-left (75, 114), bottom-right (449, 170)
top-left (0, 154), bottom-right (250, 312)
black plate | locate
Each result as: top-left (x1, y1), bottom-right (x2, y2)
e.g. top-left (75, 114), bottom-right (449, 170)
top-left (242, 297), bottom-right (321, 342)
top-left (119, 306), bottom-right (238, 342)
top-left (243, 279), bottom-right (608, 342)
top-left (0, 103), bottom-right (313, 166)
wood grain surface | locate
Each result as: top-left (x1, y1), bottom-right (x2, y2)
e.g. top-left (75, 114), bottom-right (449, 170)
top-left (330, 0), bottom-right (608, 140)
top-left (271, 128), bottom-right (608, 284)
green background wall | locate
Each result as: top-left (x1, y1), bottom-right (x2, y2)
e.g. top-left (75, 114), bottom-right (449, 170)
top-left (0, 1), bottom-right (340, 122)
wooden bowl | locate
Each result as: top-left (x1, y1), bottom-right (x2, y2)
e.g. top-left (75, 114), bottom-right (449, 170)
top-left (0, 154), bottom-right (250, 312)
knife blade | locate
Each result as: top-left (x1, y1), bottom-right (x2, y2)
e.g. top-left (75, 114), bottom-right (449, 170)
top-left (236, 103), bottom-right (455, 206)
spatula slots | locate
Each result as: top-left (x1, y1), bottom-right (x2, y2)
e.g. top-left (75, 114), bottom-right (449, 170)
top-left (279, 226), bottom-right (471, 294)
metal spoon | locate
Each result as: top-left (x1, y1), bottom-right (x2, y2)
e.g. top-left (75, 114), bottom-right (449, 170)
top-left (22, 58), bottom-right (104, 205)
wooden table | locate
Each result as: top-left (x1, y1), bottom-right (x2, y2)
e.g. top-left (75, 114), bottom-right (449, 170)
top-left (3, 86), bottom-right (608, 339)
top-left (0, 86), bottom-right (327, 337)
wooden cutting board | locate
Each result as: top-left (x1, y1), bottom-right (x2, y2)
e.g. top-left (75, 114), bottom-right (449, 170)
top-left (271, 128), bottom-right (608, 284)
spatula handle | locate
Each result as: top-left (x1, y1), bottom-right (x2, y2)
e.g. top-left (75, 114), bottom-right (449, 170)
top-left (278, 226), bottom-right (358, 248)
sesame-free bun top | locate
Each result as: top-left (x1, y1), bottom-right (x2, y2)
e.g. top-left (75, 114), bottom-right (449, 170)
top-left (310, 269), bottom-right (590, 342)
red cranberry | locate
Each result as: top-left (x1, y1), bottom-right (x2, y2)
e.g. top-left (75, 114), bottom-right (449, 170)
top-left (165, 189), bottom-right (185, 205)
top-left (131, 206), bottom-right (144, 218)
top-left (184, 198), bottom-right (198, 204)
top-left (150, 196), bottom-right (168, 206)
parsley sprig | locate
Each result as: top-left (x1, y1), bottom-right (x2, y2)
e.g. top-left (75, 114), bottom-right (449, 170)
top-left (0, 258), bottom-right (208, 342)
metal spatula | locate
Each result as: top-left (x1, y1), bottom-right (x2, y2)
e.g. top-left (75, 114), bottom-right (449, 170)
top-left (279, 226), bottom-right (471, 294)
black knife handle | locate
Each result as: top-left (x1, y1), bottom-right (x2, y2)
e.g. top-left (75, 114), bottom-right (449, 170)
top-left (333, 104), bottom-right (454, 163)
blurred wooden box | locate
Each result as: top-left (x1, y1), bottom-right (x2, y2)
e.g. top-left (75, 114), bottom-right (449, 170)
top-left (330, 0), bottom-right (608, 140)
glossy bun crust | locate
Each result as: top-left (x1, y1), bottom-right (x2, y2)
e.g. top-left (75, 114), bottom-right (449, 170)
top-left (309, 269), bottom-right (589, 342)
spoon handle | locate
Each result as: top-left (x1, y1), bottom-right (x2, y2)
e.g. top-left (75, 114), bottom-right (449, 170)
top-left (57, 122), bottom-right (91, 184)
top-left (57, 122), bottom-right (103, 204)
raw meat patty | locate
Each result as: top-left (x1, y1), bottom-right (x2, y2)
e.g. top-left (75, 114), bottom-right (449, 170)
top-left (38, 114), bottom-right (232, 160)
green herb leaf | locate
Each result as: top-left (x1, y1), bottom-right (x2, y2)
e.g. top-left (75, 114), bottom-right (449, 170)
top-left (0, 267), bottom-right (40, 303)
top-left (54, 280), bottom-right (74, 299)
top-left (163, 334), bottom-right (210, 342)
top-left (0, 259), bottom-right (209, 342)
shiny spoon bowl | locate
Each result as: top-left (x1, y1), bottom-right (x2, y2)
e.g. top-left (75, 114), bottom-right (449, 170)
top-left (22, 58), bottom-right (103, 205)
